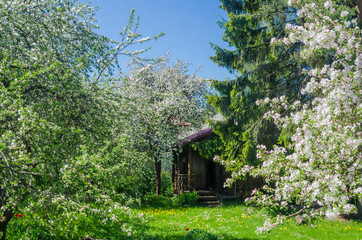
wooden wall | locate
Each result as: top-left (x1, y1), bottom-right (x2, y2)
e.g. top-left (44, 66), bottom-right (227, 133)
top-left (173, 145), bottom-right (227, 193)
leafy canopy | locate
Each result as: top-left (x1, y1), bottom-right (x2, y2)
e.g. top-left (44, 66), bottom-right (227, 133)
top-left (0, 0), bottom-right (162, 238)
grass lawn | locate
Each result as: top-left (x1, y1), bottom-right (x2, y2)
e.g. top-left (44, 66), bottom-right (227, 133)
top-left (6, 201), bottom-right (362, 239)
top-left (132, 201), bottom-right (362, 240)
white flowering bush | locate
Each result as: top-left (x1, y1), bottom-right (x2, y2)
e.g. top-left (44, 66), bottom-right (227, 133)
top-left (224, 0), bottom-right (361, 232)
top-left (0, 0), bottom-right (163, 238)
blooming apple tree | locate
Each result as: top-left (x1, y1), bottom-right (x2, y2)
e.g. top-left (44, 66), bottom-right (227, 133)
top-left (222, 0), bottom-right (361, 232)
top-left (0, 0), bottom-right (162, 238)
top-left (118, 58), bottom-right (211, 195)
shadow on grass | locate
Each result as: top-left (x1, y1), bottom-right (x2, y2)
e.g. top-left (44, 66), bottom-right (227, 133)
top-left (339, 212), bottom-right (362, 222)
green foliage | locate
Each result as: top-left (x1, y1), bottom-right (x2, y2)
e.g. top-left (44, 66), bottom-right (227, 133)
top-left (0, 0), bottom-right (211, 236)
top-left (191, 138), bottom-right (223, 160)
top-left (100, 139), bottom-right (155, 201)
top-left (0, 0), bottom-right (164, 237)
top-left (142, 195), bottom-right (179, 208)
top-left (209, 0), bottom-right (360, 172)
top-left (185, 229), bottom-right (218, 240)
top-left (6, 208), bottom-right (138, 239)
top-left (277, 124), bottom-right (296, 150)
top-left (120, 58), bottom-right (211, 195)
top-left (208, 0), bottom-right (303, 170)
top-left (178, 191), bottom-right (199, 206)
top-left (161, 171), bottom-right (173, 196)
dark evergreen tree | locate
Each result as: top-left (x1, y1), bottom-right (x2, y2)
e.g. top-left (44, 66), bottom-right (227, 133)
top-left (208, 0), bottom-right (303, 172)
top-left (208, 0), bottom-right (360, 175)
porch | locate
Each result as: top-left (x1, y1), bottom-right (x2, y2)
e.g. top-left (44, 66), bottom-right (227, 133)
top-left (172, 128), bottom-right (239, 201)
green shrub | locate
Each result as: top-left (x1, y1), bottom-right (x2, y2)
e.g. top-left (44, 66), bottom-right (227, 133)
top-left (142, 195), bottom-right (178, 208)
top-left (178, 191), bottom-right (199, 206)
top-left (161, 171), bottom-right (173, 196)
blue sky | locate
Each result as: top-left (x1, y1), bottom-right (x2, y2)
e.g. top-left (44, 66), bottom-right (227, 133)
top-left (85, 0), bottom-right (235, 81)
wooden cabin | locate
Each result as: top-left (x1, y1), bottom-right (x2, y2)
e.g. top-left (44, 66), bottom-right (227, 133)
top-left (172, 128), bottom-right (236, 196)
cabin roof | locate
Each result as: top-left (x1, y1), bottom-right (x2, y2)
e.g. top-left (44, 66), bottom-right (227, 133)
top-left (175, 128), bottom-right (215, 146)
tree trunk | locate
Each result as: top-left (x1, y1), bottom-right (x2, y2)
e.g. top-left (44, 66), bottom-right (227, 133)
top-left (154, 158), bottom-right (162, 195)
top-left (357, 198), bottom-right (362, 217)
top-left (0, 209), bottom-right (13, 240)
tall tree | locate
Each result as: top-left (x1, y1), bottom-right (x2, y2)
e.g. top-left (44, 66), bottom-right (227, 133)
top-left (120, 58), bottom-right (211, 195)
top-left (0, 0), bottom-right (159, 238)
top-left (208, 0), bottom-right (303, 172)
top-left (238, 0), bottom-right (361, 230)
top-left (208, 0), bottom-right (360, 174)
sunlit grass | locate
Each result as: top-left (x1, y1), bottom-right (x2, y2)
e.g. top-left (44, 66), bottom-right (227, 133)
top-left (133, 201), bottom-right (362, 240)
top-left (6, 201), bottom-right (362, 239)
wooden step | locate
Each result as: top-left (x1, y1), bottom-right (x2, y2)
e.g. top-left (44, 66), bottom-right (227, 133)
top-left (199, 200), bottom-right (219, 207)
top-left (197, 190), bottom-right (216, 196)
top-left (198, 195), bottom-right (218, 201)
top-left (197, 190), bottom-right (219, 206)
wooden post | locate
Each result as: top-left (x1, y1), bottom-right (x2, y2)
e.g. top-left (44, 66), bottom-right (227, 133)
top-left (215, 163), bottom-right (220, 192)
top-left (188, 148), bottom-right (192, 190)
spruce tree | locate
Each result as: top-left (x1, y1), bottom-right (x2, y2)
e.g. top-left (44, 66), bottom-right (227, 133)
top-left (208, 0), bottom-right (302, 170)
top-left (208, 0), bottom-right (360, 173)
